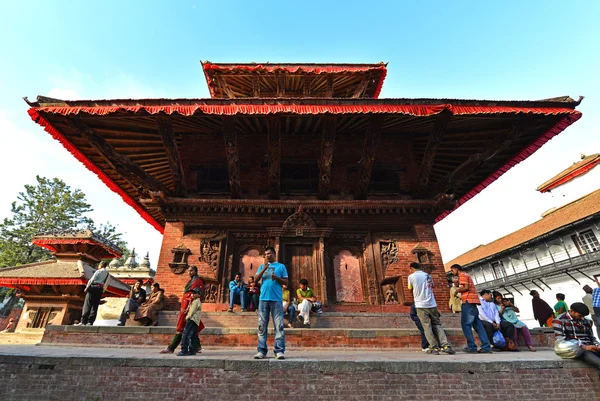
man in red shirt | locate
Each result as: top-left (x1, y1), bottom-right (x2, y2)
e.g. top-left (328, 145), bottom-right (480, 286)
top-left (450, 264), bottom-right (492, 353)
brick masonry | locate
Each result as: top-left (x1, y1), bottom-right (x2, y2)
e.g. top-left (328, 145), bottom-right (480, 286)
top-left (41, 325), bottom-right (557, 350)
top-left (0, 351), bottom-right (598, 401)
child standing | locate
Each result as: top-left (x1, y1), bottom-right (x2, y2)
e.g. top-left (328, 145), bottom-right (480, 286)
top-left (178, 287), bottom-right (202, 356)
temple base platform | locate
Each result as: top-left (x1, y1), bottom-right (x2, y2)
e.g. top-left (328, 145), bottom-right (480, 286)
top-left (41, 311), bottom-right (557, 350)
top-left (0, 345), bottom-right (597, 401)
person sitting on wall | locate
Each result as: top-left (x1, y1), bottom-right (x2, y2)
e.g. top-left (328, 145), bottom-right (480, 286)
top-left (478, 289), bottom-right (516, 351)
top-left (553, 302), bottom-right (600, 371)
top-left (296, 279), bottom-right (317, 328)
top-left (134, 282), bottom-right (165, 326)
top-left (160, 266), bottom-right (205, 354)
top-left (282, 284), bottom-right (296, 328)
top-left (247, 276), bottom-right (260, 312)
top-left (227, 272), bottom-right (248, 313)
top-left (498, 297), bottom-right (536, 352)
top-left (117, 279), bottom-right (147, 326)
top-left (530, 290), bottom-right (554, 327)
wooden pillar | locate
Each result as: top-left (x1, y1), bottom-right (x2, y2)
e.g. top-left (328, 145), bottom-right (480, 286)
top-left (222, 117), bottom-right (242, 198)
top-left (317, 116), bottom-right (336, 200)
top-left (317, 237), bottom-right (328, 305)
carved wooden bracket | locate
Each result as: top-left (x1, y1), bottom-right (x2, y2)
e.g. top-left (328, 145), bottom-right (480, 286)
top-left (317, 116), bottom-right (336, 200)
top-left (355, 115), bottom-right (384, 199)
top-left (222, 117), bottom-right (242, 198)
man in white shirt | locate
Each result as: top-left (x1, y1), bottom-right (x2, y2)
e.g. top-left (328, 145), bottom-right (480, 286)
top-left (407, 262), bottom-right (455, 355)
top-left (78, 261), bottom-right (110, 326)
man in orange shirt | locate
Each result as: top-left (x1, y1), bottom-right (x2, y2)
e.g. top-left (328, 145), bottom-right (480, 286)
top-left (450, 264), bottom-right (492, 353)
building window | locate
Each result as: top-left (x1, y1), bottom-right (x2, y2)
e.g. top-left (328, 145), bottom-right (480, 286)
top-left (572, 230), bottom-right (600, 255)
top-left (490, 261), bottom-right (507, 279)
top-left (194, 165), bottom-right (230, 193)
top-left (281, 162), bottom-right (318, 193)
top-left (369, 166), bottom-right (400, 193)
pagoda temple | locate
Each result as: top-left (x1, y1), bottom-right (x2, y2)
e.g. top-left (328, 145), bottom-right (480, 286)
top-left (0, 230), bottom-right (130, 329)
top-left (25, 62), bottom-right (582, 312)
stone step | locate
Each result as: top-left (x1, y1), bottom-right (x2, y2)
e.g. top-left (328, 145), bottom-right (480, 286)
top-left (42, 325), bottom-right (555, 350)
top-left (0, 329), bottom-right (44, 345)
top-left (155, 310), bottom-right (463, 329)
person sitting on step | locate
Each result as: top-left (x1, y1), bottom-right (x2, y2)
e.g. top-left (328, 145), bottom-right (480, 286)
top-left (296, 278), bottom-right (317, 328)
top-left (282, 284), bottom-right (297, 328)
top-left (117, 279), bottom-right (147, 326)
top-left (228, 272), bottom-right (248, 312)
top-left (247, 276), bottom-right (260, 312)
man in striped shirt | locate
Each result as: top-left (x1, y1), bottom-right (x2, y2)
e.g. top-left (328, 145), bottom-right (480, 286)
top-left (553, 302), bottom-right (600, 371)
top-left (450, 264), bottom-right (492, 354)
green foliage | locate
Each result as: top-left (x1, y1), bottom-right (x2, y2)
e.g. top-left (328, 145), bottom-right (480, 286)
top-left (0, 176), bottom-right (128, 267)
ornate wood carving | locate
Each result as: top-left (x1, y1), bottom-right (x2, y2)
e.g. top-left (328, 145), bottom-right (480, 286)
top-left (384, 284), bottom-right (399, 304)
top-left (276, 75), bottom-right (285, 97)
top-left (68, 119), bottom-right (171, 196)
top-left (415, 110), bottom-right (451, 195)
top-left (222, 117), bottom-right (242, 198)
top-left (317, 116), bottom-right (336, 200)
top-left (355, 115), bottom-right (384, 200)
top-left (156, 116), bottom-right (186, 195)
top-left (199, 238), bottom-right (221, 274)
top-left (267, 117), bottom-right (281, 199)
top-left (430, 124), bottom-right (529, 197)
top-left (303, 76), bottom-right (313, 96)
top-left (326, 76), bottom-right (334, 97)
top-left (380, 240), bottom-right (399, 273)
top-left (252, 76), bottom-right (260, 97)
top-left (203, 283), bottom-right (219, 303)
top-left (169, 244), bottom-right (191, 274)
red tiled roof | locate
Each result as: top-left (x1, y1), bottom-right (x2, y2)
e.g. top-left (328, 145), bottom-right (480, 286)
top-left (444, 188), bottom-right (600, 269)
top-left (537, 153), bottom-right (600, 193)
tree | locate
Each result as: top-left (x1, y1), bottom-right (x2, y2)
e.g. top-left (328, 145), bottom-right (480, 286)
top-left (0, 176), bottom-right (128, 267)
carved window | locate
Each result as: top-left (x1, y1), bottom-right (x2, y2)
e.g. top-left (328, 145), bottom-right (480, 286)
top-left (281, 162), bottom-right (319, 193)
top-left (572, 230), bottom-right (600, 255)
top-left (170, 246), bottom-right (191, 274)
top-left (369, 166), bottom-right (401, 193)
top-left (194, 165), bottom-right (230, 193)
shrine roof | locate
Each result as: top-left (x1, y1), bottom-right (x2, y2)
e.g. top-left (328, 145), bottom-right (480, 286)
top-left (201, 62), bottom-right (387, 99)
top-left (0, 260), bottom-right (130, 296)
top-left (25, 95), bottom-right (582, 232)
top-left (536, 153), bottom-right (600, 193)
top-left (444, 188), bottom-right (600, 269)
top-left (33, 229), bottom-right (123, 259)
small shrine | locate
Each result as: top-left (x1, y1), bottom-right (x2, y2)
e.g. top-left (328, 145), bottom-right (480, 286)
top-left (0, 230), bottom-right (130, 329)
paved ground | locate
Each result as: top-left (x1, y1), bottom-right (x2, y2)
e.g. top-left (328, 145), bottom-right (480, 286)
top-left (0, 344), bottom-right (560, 363)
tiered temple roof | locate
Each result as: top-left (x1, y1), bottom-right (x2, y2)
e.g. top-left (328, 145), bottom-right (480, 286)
top-left (25, 62), bottom-right (583, 234)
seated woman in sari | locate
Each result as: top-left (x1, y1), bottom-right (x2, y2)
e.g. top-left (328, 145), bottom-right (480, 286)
top-left (134, 283), bottom-right (165, 326)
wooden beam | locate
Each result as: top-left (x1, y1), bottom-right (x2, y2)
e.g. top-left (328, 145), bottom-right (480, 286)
top-left (155, 116), bottom-right (187, 195)
top-left (317, 116), bottom-right (337, 200)
top-left (351, 76), bottom-right (370, 99)
top-left (252, 76), bottom-right (260, 97)
top-left (222, 117), bottom-right (242, 198)
top-left (67, 119), bottom-right (172, 195)
top-left (355, 115), bottom-right (384, 200)
top-left (415, 110), bottom-right (451, 196)
top-left (217, 76), bottom-right (236, 99)
top-left (303, 76), bottom-right (313, 96)
top-left (326, 76), bottom-right (334, 97)
top-left (276, 75), bottom-right (285, 97)
top-left (429, 124), bottom-right (530, 197)
top-left (267, 117), bottom-right (281, 199)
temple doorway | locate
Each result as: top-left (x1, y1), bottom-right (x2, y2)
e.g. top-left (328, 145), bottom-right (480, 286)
top-left (283, 243), bottom-right (316, 297)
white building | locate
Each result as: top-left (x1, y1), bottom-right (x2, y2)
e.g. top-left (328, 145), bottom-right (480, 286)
top-left (445, 154), bottom-right (600, 332)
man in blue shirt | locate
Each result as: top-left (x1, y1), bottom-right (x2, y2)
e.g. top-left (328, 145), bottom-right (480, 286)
top-left (253, 246), bottom-right (288, 360)
top-left (227, 272), bottom-right (247, 312)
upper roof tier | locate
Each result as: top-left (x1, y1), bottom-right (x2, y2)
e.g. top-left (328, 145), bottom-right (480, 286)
top-left (536, 153), bottom-right (600, 193)
top-left (201, 62), bottom-right (388, 99)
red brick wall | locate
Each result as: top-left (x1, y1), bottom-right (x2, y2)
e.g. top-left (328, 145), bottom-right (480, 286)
top-left (1, 357), bottom-right (597, 401)
top-left (0, 307), bottom-right (22, 331)
top-left (154, 221), bottom-right (215, 310)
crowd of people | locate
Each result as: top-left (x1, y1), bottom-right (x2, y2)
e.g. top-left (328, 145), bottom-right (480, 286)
top-left (75, 253), bottom-right (600, 370)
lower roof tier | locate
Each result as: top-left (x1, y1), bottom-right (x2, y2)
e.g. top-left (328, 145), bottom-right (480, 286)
top-left (26, 96), bottom-right (582, 233)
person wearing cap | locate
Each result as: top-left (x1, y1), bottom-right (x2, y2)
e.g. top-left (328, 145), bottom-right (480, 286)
top-left (450, 263), bottom-right (492, 354)
top-left (77, 261), bottom-right (110, 326)
top-left (553, 302), bottom-right (600, 371)
top-left (583, 284), bottom-right (600, 337)
top-left (178, 287), bottom-right (203, 356)
top-left (408, 262), bottom-right (455, 355)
